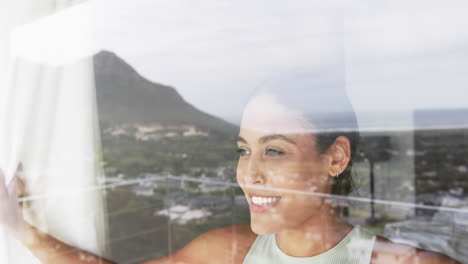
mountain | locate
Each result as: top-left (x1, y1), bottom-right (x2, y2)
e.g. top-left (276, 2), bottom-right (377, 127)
top-left (93, 50), bottom-right (238, 137)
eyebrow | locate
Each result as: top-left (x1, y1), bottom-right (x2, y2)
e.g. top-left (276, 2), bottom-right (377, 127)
top-left (237, 134), bottom-right (297, 145)
top-left (237, 136), bottom-right (247, 143)
top-left (259, 134), bottom-right (297, 145)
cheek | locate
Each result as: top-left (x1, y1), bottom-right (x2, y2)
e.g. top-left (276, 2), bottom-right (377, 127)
top-left (268, 162), bottom-right (327, 191)
top-left (270, 173), bottom-right (328, 196)
top-left (269, 170), bottom-right (302, 187)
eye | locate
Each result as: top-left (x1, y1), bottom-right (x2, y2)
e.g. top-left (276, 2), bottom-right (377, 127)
top-left (236, 147), bottom-right (251, 156)
top-left (265, 147), bottom-right (285, 157)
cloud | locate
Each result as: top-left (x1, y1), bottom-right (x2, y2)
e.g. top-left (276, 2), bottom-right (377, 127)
top-left (344, 0), bottom-right (468, 114)
top-left (344, 0), bottom-right (468, 57)
top-left (11, 0), bottom-right (468, 122)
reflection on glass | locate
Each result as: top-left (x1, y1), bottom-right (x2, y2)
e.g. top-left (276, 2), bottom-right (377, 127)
top-left (2, 50), bottom-right (465, 263)
top-left (2, 1), bottom-right (468, 261)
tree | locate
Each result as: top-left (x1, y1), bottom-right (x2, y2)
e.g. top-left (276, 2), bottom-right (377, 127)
top-left (356, 135), bottom-right (393, 224)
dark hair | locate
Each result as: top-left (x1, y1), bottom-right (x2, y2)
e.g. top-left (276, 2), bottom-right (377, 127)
top-left (315, 131), bottom-right (358, 196)
top-left (252, 66), bottom-right (359, 195)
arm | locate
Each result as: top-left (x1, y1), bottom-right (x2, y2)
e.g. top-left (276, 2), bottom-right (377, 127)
top-left (2, 166), bottom-right (254, 264)
top-left (371, 236), bottom-right (462, 264)
top-left (1, 167), bottom-right (114, 264)
top-left (19, 221), bottom-right (115, 264)
top-left (138, 228), bottom-right (227, 264)
top-left (141, 224), bottom-right (256, 264)
top-left (2, 166), bottom-right (212, 264)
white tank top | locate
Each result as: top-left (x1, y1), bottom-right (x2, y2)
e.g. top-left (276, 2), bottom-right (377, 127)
top-left (243, 226), bottom-right (376, 264)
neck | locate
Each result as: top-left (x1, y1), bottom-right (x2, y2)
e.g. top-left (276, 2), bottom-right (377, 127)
top-left (275, 204), bottom-right (353, 257)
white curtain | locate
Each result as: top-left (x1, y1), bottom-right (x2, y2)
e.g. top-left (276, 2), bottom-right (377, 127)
top-left (0, 1), bottom-right (107, 263)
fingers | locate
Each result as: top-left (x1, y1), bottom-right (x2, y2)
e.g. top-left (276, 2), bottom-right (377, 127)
top-left (1, 163), bottom-right (27, 198)
top-left (16, 175), bottom-right (26, 198)
top-left (8, 164), bottom-right (26, 224)
top-left (11, 163), bottom-right (26, 197)
top-left (7, 177), bottom-right (18, 198)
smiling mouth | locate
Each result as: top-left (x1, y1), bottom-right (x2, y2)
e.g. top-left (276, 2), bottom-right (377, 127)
top-left (248, 195), bottom-right (282, 212)
top-left (251, 195), bottom-right (281, 205)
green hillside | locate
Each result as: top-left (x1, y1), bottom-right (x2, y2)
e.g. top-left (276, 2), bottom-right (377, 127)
top-left (94, 50), bottom-right (238, 137)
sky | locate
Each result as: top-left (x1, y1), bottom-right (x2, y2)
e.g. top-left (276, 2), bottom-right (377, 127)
top-left (10, 0), bottom-right (468, 126)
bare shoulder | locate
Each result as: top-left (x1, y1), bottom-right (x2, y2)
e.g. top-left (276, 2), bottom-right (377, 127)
top-left (143, 224), bottom-right (256, 264)
top-left (371, 236), bottom-right (462, 264)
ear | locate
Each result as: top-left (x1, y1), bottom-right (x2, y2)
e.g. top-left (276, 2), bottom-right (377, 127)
top-left (326, 136), bottom-right (351, 178)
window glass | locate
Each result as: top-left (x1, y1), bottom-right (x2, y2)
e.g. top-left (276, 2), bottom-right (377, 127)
top-left (1, 1), bottom-right (467, 263)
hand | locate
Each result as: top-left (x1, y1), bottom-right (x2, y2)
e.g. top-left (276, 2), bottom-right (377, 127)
top-left (0, 163), bottom-right (26, 238)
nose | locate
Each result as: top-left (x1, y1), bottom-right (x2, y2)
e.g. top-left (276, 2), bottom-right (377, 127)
top-left (245, 156), bottom-right (266, 185)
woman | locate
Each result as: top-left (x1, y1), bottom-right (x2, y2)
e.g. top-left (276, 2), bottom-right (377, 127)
top-left (0, 69), bottom-right (461, 264)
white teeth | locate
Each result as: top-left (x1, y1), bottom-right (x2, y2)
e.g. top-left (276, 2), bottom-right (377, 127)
top-left (251, 196), bottom-right (280, 205)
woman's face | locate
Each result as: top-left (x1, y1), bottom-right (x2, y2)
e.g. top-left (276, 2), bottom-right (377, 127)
top-left (237, 93), bottom-right (335, 235)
